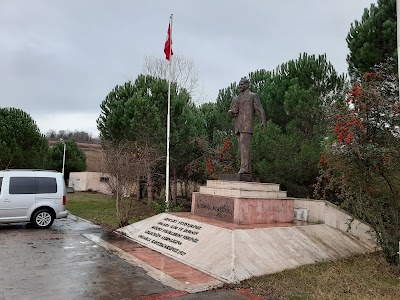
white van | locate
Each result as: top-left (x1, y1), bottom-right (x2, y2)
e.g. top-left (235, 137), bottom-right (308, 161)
top-left (0, 170), bottom-right (68, 228)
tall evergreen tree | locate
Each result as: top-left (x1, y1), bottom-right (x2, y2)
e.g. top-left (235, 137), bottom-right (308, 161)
top-left (46, 140), bottom-right (87, 180)
top-left (0, 108), bottom-right (49, 169)
top-left (97, 75), bottom-right (202, 203)
top-left (346, 0), bottom-right (397, 77)
top-left (251, 54), bottom-right (346, 196)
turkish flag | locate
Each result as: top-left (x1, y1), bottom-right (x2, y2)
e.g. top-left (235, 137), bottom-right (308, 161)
top-left (164, 24), bottom-right (173, 61)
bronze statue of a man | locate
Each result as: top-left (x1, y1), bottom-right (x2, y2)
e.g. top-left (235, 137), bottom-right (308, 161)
top-left (228, 78), bottom-right (266, 174)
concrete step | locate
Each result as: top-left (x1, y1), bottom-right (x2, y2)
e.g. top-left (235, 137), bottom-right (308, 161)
top-left (206, 180), bottom-right (281, 192)
top-left (199, 186), bottom-right (287, 199)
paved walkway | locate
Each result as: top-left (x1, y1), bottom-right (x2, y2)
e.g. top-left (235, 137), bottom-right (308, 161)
top-left (85, 232), bottom-right (223, 293)
top-left (0, 215), bottom-right (265, 300)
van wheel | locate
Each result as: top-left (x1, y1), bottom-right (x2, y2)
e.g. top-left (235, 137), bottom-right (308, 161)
top-left (32, 209), bottom-right (54, 229)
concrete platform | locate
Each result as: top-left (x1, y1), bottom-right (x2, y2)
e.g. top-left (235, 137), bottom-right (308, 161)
top-left (117, 212), bottom-right (377, 283)
top-left (206, 180), bottom-right (281, 191)
top-left (198, 186), bottom-right (287, 199)
top-left (199, 180), bottom-right (286, 198)
top-left (218, 173), bottom-right (254, 182)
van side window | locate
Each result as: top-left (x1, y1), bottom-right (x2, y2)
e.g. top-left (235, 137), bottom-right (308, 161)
top-left (36, 177), bottom-right (57, 194)
top-left (0, 177), bottom-right (3, 193)
top-left (9, 177), bottom-right (36, 194)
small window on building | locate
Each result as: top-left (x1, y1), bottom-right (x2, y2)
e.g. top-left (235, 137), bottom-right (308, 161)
top-left (100, 177), bottom-right (109, 183)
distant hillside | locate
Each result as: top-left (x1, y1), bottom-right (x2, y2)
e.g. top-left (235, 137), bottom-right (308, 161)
top-left (48, 140), bottom-right (103, 172)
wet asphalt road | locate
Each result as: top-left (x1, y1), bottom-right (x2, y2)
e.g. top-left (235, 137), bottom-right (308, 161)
top-left (0, 215), bottom-right (175, 300)
top-left (0, 215), bottom-right (263, 300)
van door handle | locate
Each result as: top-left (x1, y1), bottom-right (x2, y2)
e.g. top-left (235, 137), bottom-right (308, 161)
top-left (3, 199), bottom-right (10, 202)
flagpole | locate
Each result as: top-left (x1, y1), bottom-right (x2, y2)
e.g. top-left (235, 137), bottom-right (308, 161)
top-left (397, 0), bottom-right (400, 266)
top-left (397, 0), bottom-right (400, 95)
top-left (165, 14), bottom-right (173, 211)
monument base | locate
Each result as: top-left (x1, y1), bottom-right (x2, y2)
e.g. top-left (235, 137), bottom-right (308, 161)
top-left (192, 180), bottom-right (292, 225)
top-left (191, 193), bottom-right (293, 224)
top-left (218, 173), bottom-right (253, 182)
top-left (106, 180), bottom-right (378, 285)
top-left (116, 212), bottom-right (376, 283)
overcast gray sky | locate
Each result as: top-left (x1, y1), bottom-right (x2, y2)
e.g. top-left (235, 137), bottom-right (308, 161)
top-left (0, 0), bottom-right (376, 137)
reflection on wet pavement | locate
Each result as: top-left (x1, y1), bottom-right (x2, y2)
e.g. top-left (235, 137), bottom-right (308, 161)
top-left (0, 215), bottom-right (265, 300)
top-left (0, 215), bottom-right (174, 300)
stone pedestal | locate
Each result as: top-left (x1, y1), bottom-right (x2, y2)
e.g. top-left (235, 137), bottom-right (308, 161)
top-left (191, 180), bottom-right (294, 225)
top-left (218, 173), bottom-right (253, 182)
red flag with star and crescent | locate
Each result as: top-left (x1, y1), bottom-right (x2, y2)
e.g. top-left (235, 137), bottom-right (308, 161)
top-left (164, 23), bottom-right (173, 61)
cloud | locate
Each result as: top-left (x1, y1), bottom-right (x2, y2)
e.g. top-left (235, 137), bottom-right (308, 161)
top-left (0, 0), bottom-right (377, 136)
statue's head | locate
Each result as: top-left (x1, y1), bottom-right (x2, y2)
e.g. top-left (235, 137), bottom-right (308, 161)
top-left (239, 78), bottom-right (250, 92)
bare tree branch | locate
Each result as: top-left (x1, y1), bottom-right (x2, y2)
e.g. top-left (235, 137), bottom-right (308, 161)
top-left (142, 53), bottom-right (206, 104)
top-left (101, 140), bottom-right (142, 227)
top-left (101, 140), bottom-right (163, 226)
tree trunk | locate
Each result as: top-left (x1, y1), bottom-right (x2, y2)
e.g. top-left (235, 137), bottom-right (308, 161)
top-left (172, 167), bottom-right (177, 206)
top-left (184, 180), bottom-right (190, 200)
top-left (147, 167), bottom-right (153, 204)
top-left (116, 193), bottom-right (120, 220)
top-left (116, 189), bottom-right (122, 226)
top-left (137, 180), bottom-right (141, 200)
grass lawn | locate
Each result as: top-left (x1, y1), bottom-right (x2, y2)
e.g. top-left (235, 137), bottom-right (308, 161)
top-left (236, 252), bottom-right (400, 300)
top-left (66, 192), bottom-right (156, 230)
top-left (66, 191), bottom-right (400, 299)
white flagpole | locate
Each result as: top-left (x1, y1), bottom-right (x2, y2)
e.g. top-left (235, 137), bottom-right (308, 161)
top-left (397, 0), bottom-right (400, 265)
top-left (397, 0), bottom-right (400, 94)
top-left (165, 14), bottom-right (173, 211)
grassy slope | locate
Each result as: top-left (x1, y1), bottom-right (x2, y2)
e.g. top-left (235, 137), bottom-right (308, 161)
top-left (236, 252), bottom-right (400, 300)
